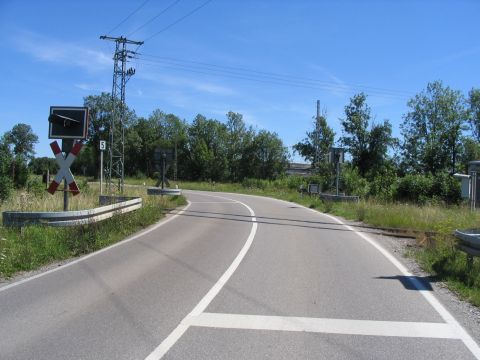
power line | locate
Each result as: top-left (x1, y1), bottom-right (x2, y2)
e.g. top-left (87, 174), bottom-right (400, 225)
top-left (138, 53), bottom-right (412, 96)
top-left (128, 0), bottom-right (182, 37)
top-left (135, 56), bottom-right (412, 98)
top-left (143, 0), bottom-right (214, 42)
top-left (106, 0), bottom-right (151, 35)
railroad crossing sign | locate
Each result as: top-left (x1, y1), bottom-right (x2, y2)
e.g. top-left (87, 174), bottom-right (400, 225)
top-left (47, 141), bottom-right (83, 196)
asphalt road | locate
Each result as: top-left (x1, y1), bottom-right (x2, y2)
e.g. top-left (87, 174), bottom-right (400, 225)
top-left (0, 190), bottom-right (479, 359)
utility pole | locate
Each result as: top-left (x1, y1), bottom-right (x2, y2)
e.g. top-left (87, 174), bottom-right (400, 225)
top-left (315, 100), bottom-right (321, 171)
top-left (100, 35), bottom-right (143, 194)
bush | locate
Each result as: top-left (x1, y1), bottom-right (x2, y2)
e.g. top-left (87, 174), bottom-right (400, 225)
top-left (0, 176), bottom-right (13, 202)
top-left (432, 172), bottom-right (461, 204)
top-left (26, 177), bottom-right (45, 198)
top-left (367, 166), bottom-right (398, 202)
top-left (396, 173), bottom-right (461, 204)
top-left (13, 160), bottom-right (29, 188)
top-left (341, 166), bottom-right (369, 197)
top-left (396, 174), bottom-right (433, 204)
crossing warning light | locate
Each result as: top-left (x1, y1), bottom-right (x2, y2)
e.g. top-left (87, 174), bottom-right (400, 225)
top-left (48, 106), bottom-right (89, 140)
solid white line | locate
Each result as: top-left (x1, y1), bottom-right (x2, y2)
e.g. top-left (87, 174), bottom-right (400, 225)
top-left (189, 201), bottom-right (238, 204)
top-left (0, 201), bottom-right (192, 293)
top-left (317, 211), bottom-right (480, 358)
top-left (187, 312), bottom-right (459, 339)
top-left (144, 194), bottom-right (258, 360)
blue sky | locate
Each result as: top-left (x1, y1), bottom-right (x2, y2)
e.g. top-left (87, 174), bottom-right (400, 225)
top-left (1, 0), bottom-right (479, 162)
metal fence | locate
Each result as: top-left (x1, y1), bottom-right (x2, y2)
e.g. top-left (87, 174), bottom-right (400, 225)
top-left (2, 197), bottom-right (142, 227)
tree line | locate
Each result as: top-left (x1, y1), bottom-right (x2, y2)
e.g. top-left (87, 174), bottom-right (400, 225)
top-left (70, 92), bottom-right (289, 182)
top-left (1, 80), bottom-right (479, 204)
top-left (294, 80), bottom-right (480, 203)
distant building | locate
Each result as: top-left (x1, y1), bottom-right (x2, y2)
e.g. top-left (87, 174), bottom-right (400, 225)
top-left (286, 163), bottom-right (312, 176)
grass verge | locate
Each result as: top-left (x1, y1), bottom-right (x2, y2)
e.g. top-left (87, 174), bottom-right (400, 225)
top-left (0, 185), bottom-right (186, 279)
top-left (178, 180), bottom-right (480, 307)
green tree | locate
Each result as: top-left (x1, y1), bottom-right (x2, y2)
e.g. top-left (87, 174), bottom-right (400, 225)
top-left (225, 111), bottom-right (255, 181)
top-left (293, 110), bottom-right (335, 173)
top-left (468, 88), bottom-right (480, 141)
top-left (186, 115), bottom-right (229, 181)
top-left (83, 93), bottom-right (136, 178)
top-left (0, 140), bottom-right (14, 201)
top-left (401, 81), bottom-right (468, 174)
top-left (2, 123), bottom-right (38, 187)
top-left (29, 157), bottom-right (58, 175)
top-left (3, 123), bottom-right (38, 161)
top-left (247, 130), bottom-right (289, 179)
top-left (340, 93), bottom-right (395, 177)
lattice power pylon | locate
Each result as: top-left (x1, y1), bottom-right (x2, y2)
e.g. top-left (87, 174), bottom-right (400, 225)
top-left (100, 35), bottom-right (143, 194)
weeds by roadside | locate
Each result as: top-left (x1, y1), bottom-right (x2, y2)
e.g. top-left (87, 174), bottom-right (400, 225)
top-left (0, 185), bottom-right (186, 278)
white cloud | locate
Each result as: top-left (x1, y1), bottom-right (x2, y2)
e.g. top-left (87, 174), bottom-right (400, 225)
top-left (12, 31), bottom-right (111, 72)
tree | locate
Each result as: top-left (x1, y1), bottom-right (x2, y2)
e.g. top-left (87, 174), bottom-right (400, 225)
top-left (83, 93), bottom-right (136, 178)
top-left (2, 123), bottom-right (38, 186)
top-left (468, 88), bottom-right (480, 141)
top-left (186, 115), bottom-right (229, 181)
top-left (245, 130), bottom-right (289, 179)
top-left (293, 110), bottom-right (335, 171)
top-left (225, 111), bottom-right (254, 181)
top-left (340, 93), bottom-right (395, 177)
top-left (0, 139), bottom-right (13, 201)
top-left (29, 157), bottom-right (58, 175)
top-left (401, 81), bottom-right (468, 174)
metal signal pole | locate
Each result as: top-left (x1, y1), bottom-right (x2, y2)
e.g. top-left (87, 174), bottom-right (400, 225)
top-left (100, 35), bottom-right (143, 194)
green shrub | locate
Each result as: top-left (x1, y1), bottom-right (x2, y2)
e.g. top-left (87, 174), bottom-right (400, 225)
top-left (396, 173), bottom-right (461, 204)
top-left (0, 176), bottom-right (13, 202)
top-left (431, 172), bottom-right (461, 204)
top-left (341, 166), bottom-right (369, 197)
top-left (396, 174), bottom-right (433, 204)
top-left (13, 160), bottom-right (29, 188)
top-left (26, 177), bottom-right (45, 198)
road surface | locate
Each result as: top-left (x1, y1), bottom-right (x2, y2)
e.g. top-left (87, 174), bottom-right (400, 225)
top-left (0, 190), bottom-right (479, 359)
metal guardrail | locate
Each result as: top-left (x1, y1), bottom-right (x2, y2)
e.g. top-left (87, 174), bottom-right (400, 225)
top-left (454, 229), bottom-right (480, 269)
top-left (2, 196), bottom-right (142, 227)
top-left (454, 229), bottom-right (480, 256)
top-left (147, 187), bottom-right (182, 196)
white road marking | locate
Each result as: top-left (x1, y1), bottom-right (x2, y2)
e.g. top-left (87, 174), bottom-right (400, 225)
top-left (186, 312), bottom-right (459, 339)
top-left (144, 194), bottom-right (258, 360)
top-left (189, 201), bottom-right (238, 204)
top-left (317, 211), bottom-right (480, 358)
top-left (148, 190), bottom-right (480, 359)
top-left (0, 201), bottom-right (192, 293)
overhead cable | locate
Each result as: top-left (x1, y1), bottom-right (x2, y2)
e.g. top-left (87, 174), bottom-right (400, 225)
top-left (128, 0), bottom-right (182, 37)
top-left (135, 56), bottom-right (412, 99)
top-left (143, 0), bottom-right (214, 42)
top-left (106, 0), bottom-right (151, 35)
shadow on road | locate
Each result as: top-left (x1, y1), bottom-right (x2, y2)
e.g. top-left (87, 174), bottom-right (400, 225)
top-left (374, 275), bottom-right (435, 291)
top-left (165, 210), bottom-right (388, 237)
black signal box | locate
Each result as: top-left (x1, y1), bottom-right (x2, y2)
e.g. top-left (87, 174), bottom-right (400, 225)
top-left (48, 106), bottom-right (89, 140)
